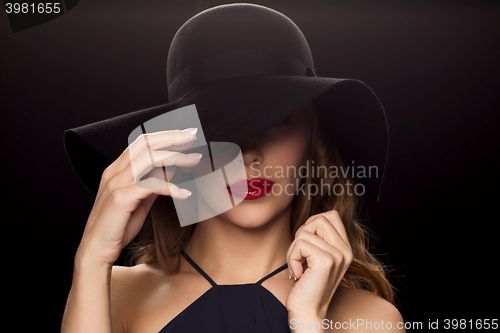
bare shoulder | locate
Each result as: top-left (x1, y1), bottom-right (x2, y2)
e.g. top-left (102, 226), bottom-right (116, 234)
top-left (327, 286), bottom-right (405, 332)
top-left (110, 263), bottom-right (168, 333)
top-left (111, 262), bottom-right (166, 293)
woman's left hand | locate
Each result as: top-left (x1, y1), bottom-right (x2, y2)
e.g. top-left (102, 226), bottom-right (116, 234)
top-left (285, 210), bottom-right (353, 324)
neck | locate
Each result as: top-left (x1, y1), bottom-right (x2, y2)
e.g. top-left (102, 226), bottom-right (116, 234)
top-left (183, 205), bottom-right (293, 284)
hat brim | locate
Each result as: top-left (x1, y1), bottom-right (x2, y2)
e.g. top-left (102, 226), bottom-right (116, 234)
top-left (64, 75), bottom-right (388, 201)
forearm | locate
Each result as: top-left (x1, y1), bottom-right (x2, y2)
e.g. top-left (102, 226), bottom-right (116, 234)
top-left (61, 254), bottom-right (113, 333)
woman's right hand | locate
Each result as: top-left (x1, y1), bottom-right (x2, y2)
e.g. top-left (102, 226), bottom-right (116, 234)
top-left (75, 127), bottom-right (201, 267)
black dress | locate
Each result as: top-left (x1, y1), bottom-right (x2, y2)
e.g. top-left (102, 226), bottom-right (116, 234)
top-left (158, 250), bottom-right (291, 333)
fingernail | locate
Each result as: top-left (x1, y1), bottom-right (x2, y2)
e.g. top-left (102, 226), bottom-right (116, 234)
top-left (181, 128), bottom-right (198, 136)
top-left (294, 276), bottom-right (297, 281)
top-left (186, 153), bottom-right (203, 159)
top-left (180, 188), bottom-right (192, 196)
top-left (288, 274), bottom-right (292, 279)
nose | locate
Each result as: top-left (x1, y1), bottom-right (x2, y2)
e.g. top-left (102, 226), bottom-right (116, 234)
top-left (239, 137), bottom-right (263, 168)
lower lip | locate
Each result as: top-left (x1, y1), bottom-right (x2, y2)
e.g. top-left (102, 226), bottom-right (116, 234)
top-left (227, 183), bottom-right (275, 200)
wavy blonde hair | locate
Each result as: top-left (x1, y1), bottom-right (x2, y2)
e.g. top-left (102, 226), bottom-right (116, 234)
top-left (131, 103), bottom-right (395, 303)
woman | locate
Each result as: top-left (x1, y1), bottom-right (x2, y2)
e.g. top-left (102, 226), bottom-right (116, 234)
top-left (62, 3), bottom-right (404, 333)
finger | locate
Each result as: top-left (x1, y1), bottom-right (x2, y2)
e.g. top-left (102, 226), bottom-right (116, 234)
top-left (292, 229), bottom-right (347, 261)
top-left (101, 169), bottom-right (192, 214)
top-left (98, 180), bottom-right (191, 231)
top-left (287, 229), bottom-right (347, 275)
top-left (108, 149), bottom-right (202, 191)
top-left (299, 210), bottom-right (351, 250)
top-left (323, 210), bottom-right (350, 249)
top-left (133, 150), bottom-right (203, 182)
top-left (130, 148), bottom-right (202, 184)
top-left (128, 129), bottom-right (198, 164)
top-left (137, 177), bottom-right (192, 200)
top-left (110, 128), bottom-right (199, 177)
top-left (98, 150), bottom-right (199, 207)
top-left (132, 128), bottom-right (198, 154)
top-left (101, 156), bottom-right (170, 201)
top-left (296, 216), bottom-right (352, 253)
top-left (287, 238), bottom-right (335, 280)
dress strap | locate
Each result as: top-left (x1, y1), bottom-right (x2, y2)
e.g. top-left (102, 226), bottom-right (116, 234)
top-left (256, 262), bottom-right (288, 285)
top-left (182, 250), bottom-right (288, 286)
top-left (181, 250), bottom-right (218, 287)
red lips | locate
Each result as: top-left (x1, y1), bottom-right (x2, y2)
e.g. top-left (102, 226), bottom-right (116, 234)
top-left (227, 178), bottom-right (275, 200)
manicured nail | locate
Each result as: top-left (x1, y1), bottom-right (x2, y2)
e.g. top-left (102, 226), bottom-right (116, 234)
top-left (186, 153), bottom-right (203, 159)
top-left (288, 274), bottom-right (292, 279)
top-left (180, 188), bottom-right (192, 196)
top-left (181, 127), bottom-right (198, 136)
top-left (293, 276), bottom-right (297, 281)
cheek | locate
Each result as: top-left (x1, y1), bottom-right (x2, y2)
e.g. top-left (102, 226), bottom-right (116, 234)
top-left (257, 132), bottom-right (308, 209)
top-left (273, 131), bottom-right (309, 173)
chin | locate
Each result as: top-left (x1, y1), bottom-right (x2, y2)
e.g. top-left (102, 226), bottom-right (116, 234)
top-left (219, 196), bottom-right (290, 229)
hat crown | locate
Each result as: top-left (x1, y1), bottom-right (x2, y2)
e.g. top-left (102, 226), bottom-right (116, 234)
top-left (166, 3), bottom-right (315, 101)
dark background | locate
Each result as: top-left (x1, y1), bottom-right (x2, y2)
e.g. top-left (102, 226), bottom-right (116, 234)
top-left (2, 0), bottom-right (499, 331)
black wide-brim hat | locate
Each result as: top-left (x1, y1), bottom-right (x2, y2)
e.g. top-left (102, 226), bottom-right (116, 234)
top-left (63, 3), bottom-right (389, 202)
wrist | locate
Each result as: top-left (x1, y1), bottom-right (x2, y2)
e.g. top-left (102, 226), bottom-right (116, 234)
top-left (74, 248), bottom-right (113, 277)
top-left (74, 238), bottom-right (118, 269)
